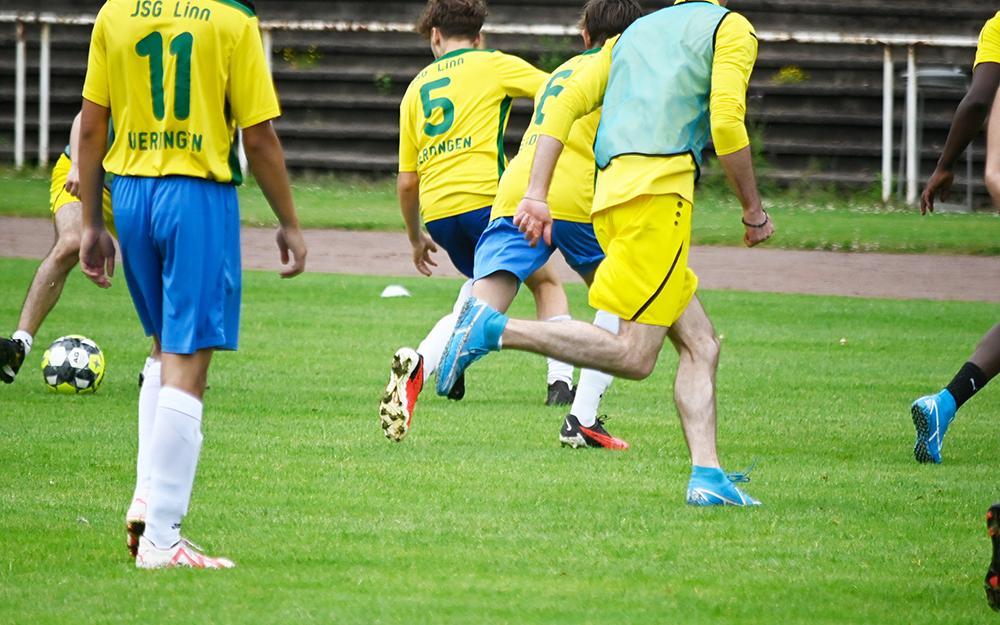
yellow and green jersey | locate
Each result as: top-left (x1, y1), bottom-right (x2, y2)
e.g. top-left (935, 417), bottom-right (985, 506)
top-left (975, 12), bottom-right (1000, 68)
top-left (493, 49), bottom-right (603, 223)
top-left (398, 49), bottom-right (546, 222)
top-left (539, 0), bottom-right (758, 213)
top-left (83, 0), bottom-right (280, 184)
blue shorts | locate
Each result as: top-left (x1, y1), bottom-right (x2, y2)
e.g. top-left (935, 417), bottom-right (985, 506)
top-left (112, 176), bottom-right (242, 355)
top-left (424, 207), bottom-right (492, 278)
top-left (473, 217), bottom-right (605, 282)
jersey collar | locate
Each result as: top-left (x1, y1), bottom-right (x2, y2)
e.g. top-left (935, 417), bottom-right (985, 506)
top-left (674, 0), bottom-right (722, 5)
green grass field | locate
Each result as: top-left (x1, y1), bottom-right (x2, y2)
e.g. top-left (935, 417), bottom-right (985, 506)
top-left (1, 169), bottom-right (997, 255)
top-left (1, 257), bottom-right (998, 624)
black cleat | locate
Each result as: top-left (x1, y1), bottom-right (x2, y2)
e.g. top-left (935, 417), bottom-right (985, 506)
top-left (0, 337), bottom-right (26, 384)
top-left (546, 380), bottom-right (574, 406)
top-left (986, 503), bottom-right (1000, 611)
top-left (446, 373), bottom-right (465, 401)
top-left (559, 414), bottom-right (629, 450)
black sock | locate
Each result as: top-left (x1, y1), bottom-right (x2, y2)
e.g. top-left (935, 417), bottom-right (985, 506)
top-left (946, 362), bottom-right (989, 409)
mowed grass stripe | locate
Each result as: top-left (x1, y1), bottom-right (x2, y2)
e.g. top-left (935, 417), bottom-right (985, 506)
top-left (0, 257), bottom-right (996, 624)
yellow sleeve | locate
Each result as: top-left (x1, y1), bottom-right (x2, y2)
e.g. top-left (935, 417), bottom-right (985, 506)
top-left (398, 88), bottom-right (419, 173)
top-left (538, 37), bottom-right (614, 144)
top-left (228, 18), bottom-right (282, 129)
top-left (81, 9), bottom-right (110, 107)
top-left (709, 14), bottom-right (758, 156)
top-left (496, 53), bottom-right (547, 99)
top-left (975, 13), bottom-right (1000, 68)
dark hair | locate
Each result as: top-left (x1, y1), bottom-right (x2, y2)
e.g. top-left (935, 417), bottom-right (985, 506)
top-left (416, 0), bottom-right (489, 40)
top-left (580, 0), bottom-right (644, 45)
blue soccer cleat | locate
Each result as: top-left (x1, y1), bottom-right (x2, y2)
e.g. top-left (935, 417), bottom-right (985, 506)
top-left (911, 390), bottom-right (956, 464)
top-left (436, 298), bottom-right (508, 397)
top-left (686, 465), bottom-right (761, 507)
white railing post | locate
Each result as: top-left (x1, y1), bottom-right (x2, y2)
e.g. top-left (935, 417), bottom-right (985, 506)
top-left (263, 29), bottom-right (273, 72)
top-left (38, 22), bottom-right (50, 167)
top-left (14, 20), bottom-right (26, 170)
top-left (905, 45), bottom-right (919, 206)
top-left (881, 45), bottom-right (894, 204)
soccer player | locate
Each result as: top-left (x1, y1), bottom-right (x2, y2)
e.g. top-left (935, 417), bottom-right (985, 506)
top-left (471, 0), bottom-right (643, 450)
top-left (78, 0), bottom-right (307, 569)
top-left (0, 112), bottom-right (115, 383)
top-left (437, 0), bottom-right (774, 506)
top-left (914, 10), bottom-right (1000, 465)
top-left (380, 0), bottom-right (576, 442)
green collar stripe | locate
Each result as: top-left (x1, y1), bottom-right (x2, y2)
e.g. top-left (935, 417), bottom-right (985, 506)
top-left (212, 0), bottom-right (256, 17)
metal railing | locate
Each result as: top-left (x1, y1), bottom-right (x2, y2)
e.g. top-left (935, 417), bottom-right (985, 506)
top-left (0, 12), bottom-right (980, 205)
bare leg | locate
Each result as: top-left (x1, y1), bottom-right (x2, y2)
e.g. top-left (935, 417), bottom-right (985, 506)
top-left (472, 271), bottom-right (519, 313)
top-left (969, 322), bottom-right (1000, 379)
top-left (502, 316), bottom-right (668, 380)
top-left (666, 297), bottom-right (722, 469)
top-left (161, 349), bottom-right (214, 399)
top-left (16, 204), bottom-right (84, 336)
top-left (523, 262), bottom-right (570, 320)
top-left (984, 90), bottom-right (1000, 210)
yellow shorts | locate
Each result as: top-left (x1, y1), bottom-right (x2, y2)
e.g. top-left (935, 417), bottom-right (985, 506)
top-left (589, 193), bottom-right (698, 327)
top-left (50, 153), bottom-right (115, 237)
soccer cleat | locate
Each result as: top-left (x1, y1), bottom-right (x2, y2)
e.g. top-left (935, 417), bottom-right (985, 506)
top-left (0, 337), bottom-right (26, 384)
top-left (559, 414), bottom-right (629, 450)
top-left (986, 503), bottom-right (1000, 611)
top-left (686, 466), bottom-right (761, 507)
top-left (380, 348), bottom-right (424, 442)
top-left (546, 380), bottom-right (575, 406)
top-left (911, 390), bottom-right (956, 464)
top-left (436, 298), bottom-right (508, 397)
top-left (447, 373), bottom-right (466, 401)
top-left (126, 497), bottom-right (148, 558)
top-left (135, 535), bottom-right (235, 570)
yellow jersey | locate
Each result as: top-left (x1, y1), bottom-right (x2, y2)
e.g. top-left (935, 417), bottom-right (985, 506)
top-left (83, 0), bottom-right (280, 184)
top-left (975, 12), bottom-right (1000, 68)
top-left (399, 49), bottom-right (546, 222)
top-left (539, 0), bottom-right (758, 212)
top-left (493, 49), bottom-right (603, 223)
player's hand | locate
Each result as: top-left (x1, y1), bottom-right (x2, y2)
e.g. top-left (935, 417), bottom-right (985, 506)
top-left (65, 165), bottom-right (81, 198)
top-left (80, 227), bottom-right (116, 289)
top-left (514, 197), bottom-right (553, 247)
top-left (921, 168), bottom-right (954, 215)
top-left (742, 208), bottom-right (774, 248)
top-left (410, 231), bottom-right (439, 277)
top-left (276, 225), bottom-right (307, 278)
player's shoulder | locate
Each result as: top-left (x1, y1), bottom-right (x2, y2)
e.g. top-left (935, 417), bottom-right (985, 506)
top-left (982, 12), bottom-right (1000, 37)
top-left (208, 0), bottom-right (259, 20)
top-left (719, 10), bottom-right (756, 37)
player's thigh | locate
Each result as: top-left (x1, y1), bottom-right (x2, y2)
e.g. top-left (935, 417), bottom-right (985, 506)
top-left (52, 201), bottom-right (83, 251)
top-left (552, 220), bottom-right (604, 280)
top-left (666, 295), bottom-right (718, 358)
top-left (589, 195), bottom-right (697, 327)
top-left (618, 318), bottom-right (671, 372)
top-left (426, 215), bottom-right (477, 278)
top-left (111, 176), bottom-right (163, 341)
top-left (474, 217), bottom-right (552, 283)
top-left (986, 90), bottom-right (1000, 202)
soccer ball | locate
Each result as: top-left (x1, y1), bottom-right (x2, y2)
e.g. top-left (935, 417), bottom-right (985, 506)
top-left (41, 335), bottom-right (106, 394)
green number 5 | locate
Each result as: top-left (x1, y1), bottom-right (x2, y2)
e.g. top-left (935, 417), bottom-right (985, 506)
top-left (136, 31), bottom-right (194, 121)
top-left (420, 78), bottom-right (454, 137)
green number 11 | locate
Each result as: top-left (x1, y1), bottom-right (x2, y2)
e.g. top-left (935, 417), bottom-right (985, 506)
top-left (135, 31), bottom-right (194, 121)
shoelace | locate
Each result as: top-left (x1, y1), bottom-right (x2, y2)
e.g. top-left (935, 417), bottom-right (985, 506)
top-left (726, 460), bottom-right (758, 484)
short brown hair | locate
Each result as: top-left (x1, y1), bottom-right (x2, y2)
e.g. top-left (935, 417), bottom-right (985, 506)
top-left (416, 0), bottom-right (488, 40)
top-left (580, 0), bottom-right (643, 45)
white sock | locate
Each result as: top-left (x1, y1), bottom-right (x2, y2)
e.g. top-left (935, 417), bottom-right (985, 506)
top-left (144, 386), bottom-right (203, 548)
top-left (133, 358), bottom-right (161, 502)
top-left (571, 310), bottom-right (620, 427)
top-left (12, 330), bottom-right (32, 356)
top-left (417, 280), bottom-right (475, 381)
top-left (418, 313), bottom-right (456, 381)
top-left (545, 315), bottom-right (574, 385)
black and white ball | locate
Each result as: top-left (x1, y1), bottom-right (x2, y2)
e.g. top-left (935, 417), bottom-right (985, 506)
top-left (41, 335), bottom-right (106, 394)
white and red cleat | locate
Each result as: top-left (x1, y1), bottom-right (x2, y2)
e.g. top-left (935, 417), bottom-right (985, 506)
top-left (379, 347), bottom-right (424, 442)
top-left (135, 536), bottom-right (235, 570)
top-left (126, 497), bottom-right (147, 558)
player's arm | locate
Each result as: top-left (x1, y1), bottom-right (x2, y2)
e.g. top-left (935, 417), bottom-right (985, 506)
top-left (78, 10), bottom-right (115, 288)
top-left (517, 40), bottom-right (614, 246)
top-left (497, 53), bottom-right (548, 98)
top-left (65, 112), bottom-right (83, 197)
top-left (923, 61), bottom-right (1000, 213)
top-left (230, 18), bottom-right (306, 278)
top-left (397, 95), bottom-right (438, 276)
top-left (710, 15), bottom-right (772, 248)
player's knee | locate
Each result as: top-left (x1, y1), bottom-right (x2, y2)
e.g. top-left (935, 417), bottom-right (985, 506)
top-left (688, 333), bottom-right (721, 367)
top-left (617, 341), bottom-right (657, 380)
top-left (52, 235), bottom-right (82, 269)
top-left (987, 168), bottom-right (1000, 198)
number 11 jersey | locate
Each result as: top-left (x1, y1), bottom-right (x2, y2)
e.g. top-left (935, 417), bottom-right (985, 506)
top-left (398, 48), bottom-right (545, 223)
top-left (83, 0), bottom-right (279, 184)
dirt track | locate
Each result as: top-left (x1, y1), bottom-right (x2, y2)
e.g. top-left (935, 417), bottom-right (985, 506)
top-left (1, 216), bottom-right (998, 303)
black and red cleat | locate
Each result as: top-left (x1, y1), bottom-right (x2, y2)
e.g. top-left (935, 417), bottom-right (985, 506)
top-left (986, 503), bottom-right (1000, 611)
top-left (559, 414), bottom-right (629, 450)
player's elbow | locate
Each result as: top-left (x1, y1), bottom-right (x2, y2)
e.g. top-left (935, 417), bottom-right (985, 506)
top-left (397, 172), bottom-right (419, 194)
